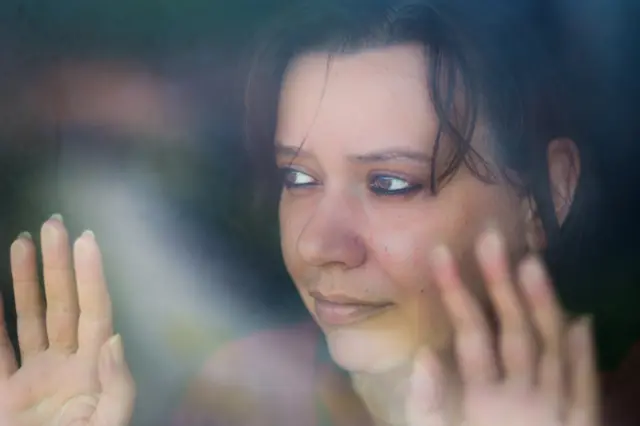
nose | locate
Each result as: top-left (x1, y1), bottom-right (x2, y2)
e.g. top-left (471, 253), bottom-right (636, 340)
top-left (296, 194), bottom-right (366, 269)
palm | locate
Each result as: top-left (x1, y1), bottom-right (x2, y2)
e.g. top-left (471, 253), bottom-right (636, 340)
top-left (0, 217), bottom-right (134, 426)
top-left (0, 351), bottom-right (101, 425)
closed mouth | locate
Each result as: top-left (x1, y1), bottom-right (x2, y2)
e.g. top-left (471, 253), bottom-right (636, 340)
top-left (310, 292), bottom-right (394, 326)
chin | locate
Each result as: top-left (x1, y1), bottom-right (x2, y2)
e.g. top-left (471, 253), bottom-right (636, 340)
top-left (324, 325), bottom-right (419, 374)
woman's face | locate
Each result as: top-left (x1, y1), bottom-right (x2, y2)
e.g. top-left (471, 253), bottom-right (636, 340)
top-left (275, 44), bottom-right (531, 373)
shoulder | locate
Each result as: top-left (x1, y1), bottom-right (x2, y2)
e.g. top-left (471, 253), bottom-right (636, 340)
top-left (170, 321), bottom-right (321, 426)
top-left (197, 320), bottom-right (320, 394)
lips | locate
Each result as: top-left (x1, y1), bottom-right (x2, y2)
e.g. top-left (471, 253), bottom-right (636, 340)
top-left (310, 292), bottom-right (394, 326)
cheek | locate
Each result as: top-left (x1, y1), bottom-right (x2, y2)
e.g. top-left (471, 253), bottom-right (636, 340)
top-left (371, 227), bottom-right (437, 293)
top-left (367, 185), bottom-right (508, 294)
top-left (367, 221), bottom-right (455, 357)
top-left (278, 200), bottom-right (306, 273)
top-left (368, 199), bottom-right (462, 288)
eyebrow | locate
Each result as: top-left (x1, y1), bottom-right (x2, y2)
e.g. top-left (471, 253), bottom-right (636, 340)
top-left (275, 143), bottom-right (432, 164)
top-left (275, 143), bottom-right (309, 158)
top-left (349, 149), bottom-right (432, 164)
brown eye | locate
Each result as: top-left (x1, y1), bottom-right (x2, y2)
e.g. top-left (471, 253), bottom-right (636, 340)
top-left (368, 175), bottom-right (423, 196)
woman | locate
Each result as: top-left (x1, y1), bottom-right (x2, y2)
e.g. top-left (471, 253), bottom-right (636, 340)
top-left (0, 0), bottom-right (638, 425)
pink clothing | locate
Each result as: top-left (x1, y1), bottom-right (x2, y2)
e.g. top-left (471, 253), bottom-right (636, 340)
top-left (171, 322), bottom-right (322, 426)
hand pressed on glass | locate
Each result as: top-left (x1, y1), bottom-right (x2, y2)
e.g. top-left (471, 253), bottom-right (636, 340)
top-left (0, 216), bottom-right (135, 426)
top-left (407, 230), bottom-right (598, 426)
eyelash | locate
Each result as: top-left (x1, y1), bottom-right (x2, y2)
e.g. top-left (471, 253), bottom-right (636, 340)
top-left (280, 167), bottom-right (318, 189)
top-left (368, 175), bottom-right (424, 196)
top-left (279, 167), bottom-right (424, 196)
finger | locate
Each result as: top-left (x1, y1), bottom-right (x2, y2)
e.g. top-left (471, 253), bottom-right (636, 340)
top-left (0, 294), bottom-right (18, 379)
top-left (567, 317), bottom-right (599, 426)
top-left (95, 334), bottom-right (136, 426)
top-left (41, 215), bottom-right (80, 353)
top-left (476, 230), bottom-right (535, 386)
top-left (10, 232), bottom-right (48, 360)
top-left (518, 257), bottom-right (565, 412)
top-left (406, 347), bottom-right (447, 426)
top-left (75, 231), bottom-right (113, 355)
top-left (430, 245), bottom-right (498, 385)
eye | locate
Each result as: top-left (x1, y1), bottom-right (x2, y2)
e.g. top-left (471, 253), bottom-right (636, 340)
top-left (280, 167), bottom-right (318, 189)
top-left (369, 174), bottom-right (423, 196)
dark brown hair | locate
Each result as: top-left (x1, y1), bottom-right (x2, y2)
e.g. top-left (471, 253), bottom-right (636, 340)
top-left (243, 0), bottom-right (587, 274)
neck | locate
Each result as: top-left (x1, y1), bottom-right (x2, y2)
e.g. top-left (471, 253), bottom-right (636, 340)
top-left (350, 350), bottom-right (461, 426)
top-left (350, 361), bottom-right (415, 426)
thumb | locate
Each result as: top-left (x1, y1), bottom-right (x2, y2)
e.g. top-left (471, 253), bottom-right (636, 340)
top-left (93, 334), bottom-right (136, 426)
top-left (406, 347), bottom-right (447, 426)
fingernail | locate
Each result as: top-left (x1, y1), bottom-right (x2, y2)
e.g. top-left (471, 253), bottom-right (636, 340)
top-left (571, 316), bottom-right (592, 351)
top-left (10, 237), bottom-right (30, 258)
top-left (13, 232), bottom-right (33, 257)
top-left (50, 213), bottom-right (64, 223)
top-left (519, 256), bottom-right (545, 295)
top-left (42, 216), bottom-right (64, 247)
top-left (430, 245), bottom-right (451, 267)
top-left (108, 334), bottom-right (124, 367)
top-left (479, 229), bottom-right (502, 257)
top-left (412, 348), bottom-right (432, 383)
top-left (82, 229), bottom-right (96, 240)
top-left (17, 231), bottom-right (32, 240)
top-left (411, 348), bottom-right (442, 411)
top-left (484, 220), bottom-right (499, 233)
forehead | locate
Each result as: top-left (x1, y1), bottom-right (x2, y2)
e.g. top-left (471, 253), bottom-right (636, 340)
top-left (275, 44), bottom-right (440, 152)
